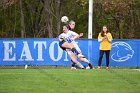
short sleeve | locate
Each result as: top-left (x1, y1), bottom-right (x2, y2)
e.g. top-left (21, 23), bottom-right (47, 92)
top-left (58, 34), bottom-right (65, 41)
top-left (69, 31), bottom-right (77, 36)
top-left (98, 33), bottom-right (102, 40)
top-left (107, 33), bottom-right (113, 41)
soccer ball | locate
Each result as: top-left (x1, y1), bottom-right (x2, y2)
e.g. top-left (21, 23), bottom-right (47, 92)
top-left (61, 16), bottom-right (69, 23)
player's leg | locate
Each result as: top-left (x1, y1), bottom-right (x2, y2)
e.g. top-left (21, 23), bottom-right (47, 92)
top-left (71, 54), bottom-right (93, 69)
top-left (61, 42), bottom-right (74, 49)
top-left (71, 60), bottom-right (76, 69)
top-left (78, 54), bottom-right (93, 69)
top-left (105, 50), bottom-right (110, 70)
top-left (73, 43), bottom-right (93, 69)
top-left (59, 41), bottom-right (80, 69)
top-left (66, 49), bottom-right (84, 69)
top-left (70, 44), bottom-right (82, 69)
top-left (70, 43), bottom-right (81, 69)
top-left (60, 42), bottom-right (80, 55)
top-left (98, 50), bottom-right (104, 69)
top-left (69, 54), bottom-right (84, 69)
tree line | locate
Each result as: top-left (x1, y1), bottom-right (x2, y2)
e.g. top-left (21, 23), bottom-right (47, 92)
top-left (0, 0), bottom-right (140, 39)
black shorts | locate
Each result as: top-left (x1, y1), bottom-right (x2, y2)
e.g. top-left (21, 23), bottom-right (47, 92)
top-left (59, 40), bottom-right (66, 50)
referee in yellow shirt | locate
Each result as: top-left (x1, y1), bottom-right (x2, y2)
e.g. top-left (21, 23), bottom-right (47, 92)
top-left (98, 26), bottom-right (113, 69)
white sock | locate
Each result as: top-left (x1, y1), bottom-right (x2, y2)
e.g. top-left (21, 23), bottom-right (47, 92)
top-left (75, 62), bottom-right (84, 69)
top-left (83, 58), bottom-right (90, 64)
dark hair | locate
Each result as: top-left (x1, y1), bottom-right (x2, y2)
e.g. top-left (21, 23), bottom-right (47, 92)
top-left (63, 25), bottom-right (70, 30)
top-left (67, 25), bottom-right (72, 30)
top-left (101, 26), bottom-right (109, 37)
top-left (63, 20), bottom-right (75, 30)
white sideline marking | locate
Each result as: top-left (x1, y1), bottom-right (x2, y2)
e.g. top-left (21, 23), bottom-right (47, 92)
top-left (133, 69), bottom-right (140, 72)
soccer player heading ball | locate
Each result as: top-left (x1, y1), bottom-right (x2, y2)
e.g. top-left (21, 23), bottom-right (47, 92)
top-left (59, 16), bottom-right (93, 69)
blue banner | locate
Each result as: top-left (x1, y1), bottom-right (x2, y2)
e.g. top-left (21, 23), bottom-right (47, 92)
top-left (0, 38), bottom-right (140, 66)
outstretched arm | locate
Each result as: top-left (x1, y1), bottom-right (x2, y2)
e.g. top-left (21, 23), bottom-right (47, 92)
top-left (72, 33), bottom-right (84, 40)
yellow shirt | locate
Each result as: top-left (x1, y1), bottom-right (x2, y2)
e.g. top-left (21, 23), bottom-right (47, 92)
top-left (98, 32), bottom-right (113, 50)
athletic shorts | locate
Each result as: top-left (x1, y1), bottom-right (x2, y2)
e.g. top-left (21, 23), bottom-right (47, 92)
top-left (59, 40), bottom-right (66, 50)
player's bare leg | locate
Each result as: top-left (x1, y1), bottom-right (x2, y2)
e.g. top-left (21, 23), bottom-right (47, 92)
top-left (61, 42), bottom-right (74, 49)
top-left (78, 55), bottom-right (93, 69)
top-left (69, 54), bottom-right (84, 69)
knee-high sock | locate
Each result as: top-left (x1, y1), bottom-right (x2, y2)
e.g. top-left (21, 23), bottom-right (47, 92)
top-left (82, 58), bottom-right (93, 68)
top-left (75, 62), bottom-right (84, 69)
top-left (82, 58), bottom-right (90, 64)
top-left (71, 61), bottom-right (76, 67)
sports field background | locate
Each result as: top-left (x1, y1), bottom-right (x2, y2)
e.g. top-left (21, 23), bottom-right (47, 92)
top-left (0, 68), bottom-right (140, 93)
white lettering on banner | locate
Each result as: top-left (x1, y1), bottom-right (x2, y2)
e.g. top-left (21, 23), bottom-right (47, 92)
top-left (49, 41), bottom-right (63, 61)
top-left (64, 51), bottom-right (69, 61)
top-left (18, 41), bottom-right (34, 61)
top-left (34, 41), bottom-right (47, 61)
top-left (3, 41), bottom-right (16, 61)
top-left (2, 40), bottom-right (69, 62)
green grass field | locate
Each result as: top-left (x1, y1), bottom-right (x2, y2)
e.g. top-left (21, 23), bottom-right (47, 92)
top-left (0, 68), bottom-right (140, 93)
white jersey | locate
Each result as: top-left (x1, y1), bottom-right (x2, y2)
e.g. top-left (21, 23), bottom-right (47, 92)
top-left (59, 30), bottom-right (77, 43)
top-left (59, 30), bottom-right (82, 55)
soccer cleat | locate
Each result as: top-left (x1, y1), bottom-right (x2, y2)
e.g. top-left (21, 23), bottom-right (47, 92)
top-left (92, 67), bottom-right (95, 69)
top-left (71, 67), bottom-right (76, 69)
top-left (86, 66), bottom-right (95, 69)
top-left (86, 66), bottom-right (90, 69)
top-left (98, 66), bottom-right (101, 69)
top-left (88, 63), bottom-right (93, 69)
top-left (106, 67), bottom-right (109, 70)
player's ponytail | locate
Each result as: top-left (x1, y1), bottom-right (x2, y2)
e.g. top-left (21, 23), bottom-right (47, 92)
top-left (65, 25), bottom-right (70, 30)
